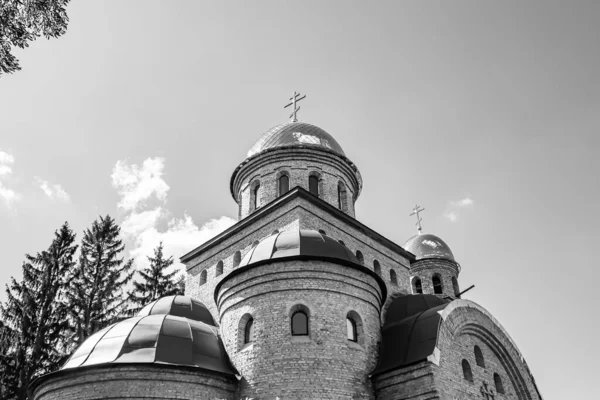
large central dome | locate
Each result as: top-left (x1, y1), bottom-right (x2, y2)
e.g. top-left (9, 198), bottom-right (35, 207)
top-left (247, 122), bottom-right (346, 158)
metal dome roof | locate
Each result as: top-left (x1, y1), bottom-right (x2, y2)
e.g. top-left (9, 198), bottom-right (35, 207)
top-left (137, 295), bottom-right (214, 325)
top-left (61, 314), bottom-right (236, 376)
top-left (403, 233), bottom-right (455, 262)
top-left (247, 122), bottom-right (346, 158)
top-left (240, 229), bottom-right (360, 267)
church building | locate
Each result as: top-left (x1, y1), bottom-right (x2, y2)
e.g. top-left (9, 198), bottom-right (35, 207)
top-left (30, 94), bottom-right (543, 399)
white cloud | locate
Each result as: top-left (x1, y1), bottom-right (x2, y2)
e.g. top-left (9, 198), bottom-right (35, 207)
top-left (0, 150), bottom-right (14, 165)
top-left (0, 149), bottom-right (19, 207)
top-left (444, 196), bottom-right (475, 223)
top-left (444, 211), bottom-right (459, 222)
top-left (453, 197), bottom-right (474, 207)
top-left (113, 158), bottom-right (235, 273)
top-left (111, 158), bottom-right (170, 211)
top-left (35, 177), bottom-right (70, 202)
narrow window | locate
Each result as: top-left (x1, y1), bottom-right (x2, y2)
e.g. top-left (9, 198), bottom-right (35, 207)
top-left (462, 359), bottom-right (473, 382)
top-left (346, 318), bottom-right (357, 342)
top-left (356, 250), bottom-right (364, 265)
top-left (338, 240), bottom-right (345, 246)
top-left (337, 181), bottom-right (347, 211)
top-left (279, 174), bottom-right (289, 196)
top-left (318, 229), bottom-right (327, 235)
top-left (494, 373), bottom-right (505, 394)
top-left (244, 317), bottom-right (254, 344)
top-left (308, 175), bottom-right (319, 196)
top-left (199, 270), bottom-right (207, 286)
top-left (291, 311), bottom-right (308, 336)
top-left (215, 261), bottom-right (223, 276)
top-left (390, 269), bottom-right (398, 285)
top-left (433, 274), bottom-right (443, 294)
top-left (413, 277), bottom-right (423, 294)
top-left (452, 276), bottom-right (460, 297)
top-left (233, 251), bottom-right (241, 268)
top-left (474, 345), bottom-right (485, 367)
top-left (252, 182), bottom-right (260, 210)
top-left (373, 260), bottom-right (381, 276)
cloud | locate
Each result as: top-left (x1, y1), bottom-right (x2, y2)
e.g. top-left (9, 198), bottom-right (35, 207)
top-left (35, 177), bottom-right (70, 202)
top-left (444, 196), bottom-right (474, 222)
top-left (113, 157), bottom-right (236, 274)
top-left (111, 158), bottom-right (170, 211)
top-left (0, 149), bottom-right (19, 207)
top-left (444, 211), bottom-right (459, 222)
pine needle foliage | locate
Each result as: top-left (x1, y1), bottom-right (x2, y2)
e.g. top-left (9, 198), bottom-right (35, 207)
top-left (66, 215), bottom-right (134, 345)
top-left (131, 242), bottom-right (182, 312)
top-left (0, 222), bottom-right (77, 400)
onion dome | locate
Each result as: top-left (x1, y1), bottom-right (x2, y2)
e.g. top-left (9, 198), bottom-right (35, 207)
top-left (240, 229), bottom-right (360, 267)
top-left (60, 296), bottom-right (237, 376)
top-left (373, 295), bottom-right (450, 375)
top-left (247, 122), bottom-right (346, 158)
top-left (403, 233), bottom-right (455, 262)
top-left (137, 295), bottom-right (214, 325)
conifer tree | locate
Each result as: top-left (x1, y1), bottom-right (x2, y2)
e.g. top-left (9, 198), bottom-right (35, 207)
top-left (0, 222), bottom-right (77, 400)
top-left (67, 215), bottom-right (134, 345)
top-left (131, 242), bottom-right (182, 311)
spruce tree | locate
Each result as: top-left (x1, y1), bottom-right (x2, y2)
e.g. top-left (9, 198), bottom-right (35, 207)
top-left (67, 215), bottom-right (134, 345)
top-left (0, 222), bottom-right (77, 400)
top-left (131, 242), bottom-right (182, 312)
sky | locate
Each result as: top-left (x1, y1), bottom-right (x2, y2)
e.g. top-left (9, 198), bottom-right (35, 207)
top-left (1, 1), bottom-right (599, 398)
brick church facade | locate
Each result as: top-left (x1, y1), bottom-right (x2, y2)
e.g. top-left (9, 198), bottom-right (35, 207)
top-left (30, 116), bottom-right (543, 399)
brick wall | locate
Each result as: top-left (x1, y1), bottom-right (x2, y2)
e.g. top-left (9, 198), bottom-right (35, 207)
top-left (216, 259), bottom-right (383, 399)
top-left (32, 364), bottom-right (237, 400)
top-left (372, 361), bottom-right (440, 400)
top-left (410, 259), bottom-right (460, 299)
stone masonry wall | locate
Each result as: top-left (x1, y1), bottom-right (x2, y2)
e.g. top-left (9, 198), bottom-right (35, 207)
top-left (32, 364), bottom-right (237, 400)
top-left (371, 361), bottom-right (440, 400)
top-left (216, 259), bottom-right (383, 399)
top-left (233, 148), bottom-right (360, 219)
top-left (434, 301), bottom-right (542, 400)
top-left (410, 259), bottom-right (460, 299)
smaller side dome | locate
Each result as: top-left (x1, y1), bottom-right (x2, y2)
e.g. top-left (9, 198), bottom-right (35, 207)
top-left (137, 295), bottom-right (214, 326)
top-left (403, 233), bottom-right (455, 262)
top-left (61, 314), bottom-right (237, 376)
top-left (239, 229), bottom-right (360, 267)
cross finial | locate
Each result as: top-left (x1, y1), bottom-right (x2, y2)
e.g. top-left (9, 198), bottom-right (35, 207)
top-left (480, 382), bottom-right (495, 400)
top-left (410, 204), bottom-right (425, 234)
top-left (284, 91), bottom-right (306, 122)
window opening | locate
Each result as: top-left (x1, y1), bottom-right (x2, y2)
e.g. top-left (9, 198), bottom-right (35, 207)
top-left (462, 359), bottom-right (473, 382)
top-left (414, 277), bottom-right (423, 293)
top-left (390, 269), bottom-right (398, 285)
top-left (215, 261), bottom-right (223, 276)
top-left (291, 311), bottom-right (308, 336)
top-left (308, 175), bottom-right (319, 196)
top-left (373, 260), bottom-right (381, 276)
top-left (199, 270), bottom-right (207, 286)
top-left (475, 345), bottom-right (485, 367)
top-left (433, 275), bottom-right (443, 294)
top-left (244, 317), bottom-right (254, 344)
top-left (494, 373), bottom-right (505, 394)
top-left (279, 174), bottom-right (289, 196)
top-left (346, 318), bottom-right (357, 342)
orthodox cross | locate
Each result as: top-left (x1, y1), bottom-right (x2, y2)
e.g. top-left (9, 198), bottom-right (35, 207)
top-left (284, 91), bottom-right (306, 122)
top-left (410, 204), bottom-right (425, 233)
top-left (480, 382), bottom-right (495, 400)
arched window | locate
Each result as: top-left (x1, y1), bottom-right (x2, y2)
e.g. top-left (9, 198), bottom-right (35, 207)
top-left (355, 250), bottom-right (364, 265)
top-left (252, 181), bottom-right (261, 210)
top-left (278, 174), bottom-right (289, 196)
top-left (452, 276), bottom-right (460, 297)
top-left (462, 359), bottom-right (473, 382)
top-left (474, 345), bottom-right (485, 367)
top-left (494, 373), bottom-right (505, 394)
top-left (390, 269), bottom-right (398, 285)
top-left (432, 274), bottom-right (443, 294)
top-left (244, 317), bottom-right (254, 344)
top-left (199, 270), bottom-right (207, 286)
top-left (215, 261), bottom-right (223, 276)
top-left (346, 318), bottom-right (357, 342)
top-left (233, 251), bottom-right (241, 268)
top-left (291, 311), bottom-right (309, 336)
top-left (413, 277), bottom-right (423, 294)
top-left (337, 181), bottom-right (347, 211)
top-left (373, 260), bottom-right (381, 276)
top-left (308, 175), bottom-right (319, 197)
top-left (318, 229), bottom-right (327, 235)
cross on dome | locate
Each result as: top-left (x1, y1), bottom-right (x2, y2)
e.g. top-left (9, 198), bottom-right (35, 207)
top-left (284, 91), bottom-right (306, 122)
top-left (410, 204), bottom-right (425, 233)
